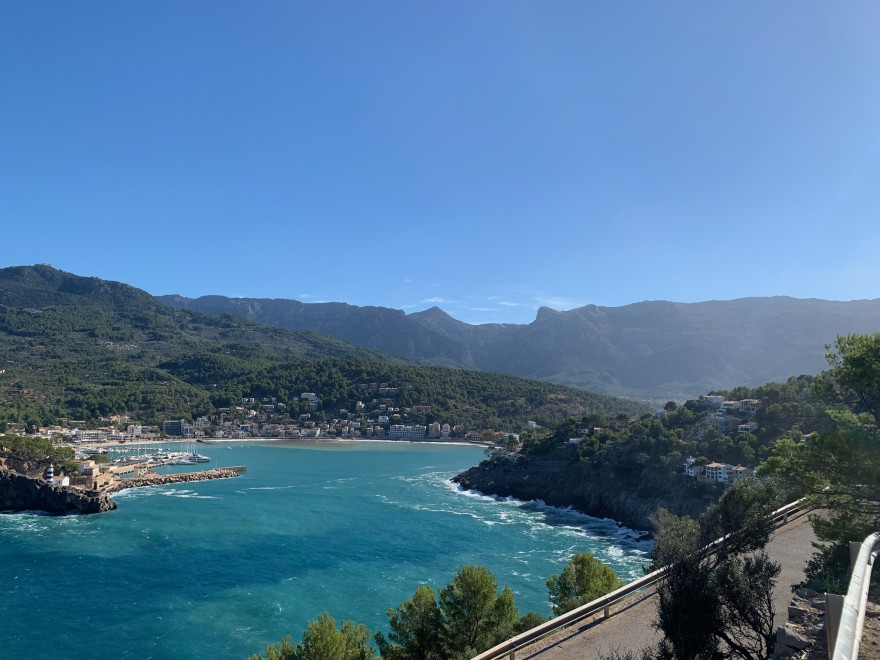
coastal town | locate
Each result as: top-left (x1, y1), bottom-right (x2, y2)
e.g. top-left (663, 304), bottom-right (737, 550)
top-left (0, 386), bottom-right (509, 513)
top-left (2, 390), bottom-right (770, 503)
top-left (7, 390), bottom-right (503, 445)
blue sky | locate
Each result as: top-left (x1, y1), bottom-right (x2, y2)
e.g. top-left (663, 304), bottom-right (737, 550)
top-left (2, 2), bottom-right (878, 325)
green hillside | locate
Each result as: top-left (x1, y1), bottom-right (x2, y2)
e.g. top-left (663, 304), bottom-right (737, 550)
top-left (0, 265), bottom-right (647, 430)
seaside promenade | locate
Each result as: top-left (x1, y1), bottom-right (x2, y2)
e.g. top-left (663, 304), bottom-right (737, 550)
top-left (513, 510), bottom-right (816, 660)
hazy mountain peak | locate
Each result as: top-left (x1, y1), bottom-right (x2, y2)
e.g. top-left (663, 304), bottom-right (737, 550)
top-left (534, 306), bottom-right (563, 322)
top-left (409, 306), bottom-right (455, 321)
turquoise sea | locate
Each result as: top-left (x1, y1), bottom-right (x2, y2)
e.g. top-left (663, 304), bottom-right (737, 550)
top-left (0, 441), bottom-right (650, 659)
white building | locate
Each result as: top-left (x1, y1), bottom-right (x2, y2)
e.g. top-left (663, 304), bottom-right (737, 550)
top-left (705, 462), bottom-right (734, 483)
top-left (388, 425), bottom-right (427, 439)
top-left (72, 429), bottom-right (108, 443)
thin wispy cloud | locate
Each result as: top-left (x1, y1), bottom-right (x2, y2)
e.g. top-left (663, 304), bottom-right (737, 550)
top-left (422, 296), bottom-right (456, 304)
top-left (499, 301), bottom-right (523, 307)
top-left (535, 296), bottom-right (587, 310)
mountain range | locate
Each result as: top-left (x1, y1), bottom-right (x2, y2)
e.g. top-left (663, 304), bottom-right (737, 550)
top-left (159, 293), bottom-right (880, 401)
top-left (0, 265), bottom-right (642, 426)
top-left (1, 264), bottom-right (877, 405)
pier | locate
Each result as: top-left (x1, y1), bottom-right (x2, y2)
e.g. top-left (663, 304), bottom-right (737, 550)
top-left (106, 466), bottom-right (244, 493)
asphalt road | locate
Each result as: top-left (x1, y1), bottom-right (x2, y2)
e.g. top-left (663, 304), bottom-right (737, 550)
top-left (514, 510), bottom-right (817, 660)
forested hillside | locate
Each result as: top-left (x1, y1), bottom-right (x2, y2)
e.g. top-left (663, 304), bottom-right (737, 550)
top-left (0, 265), bottom-right (645, 431)
top-left (455, 374), bottom-right (831, 529)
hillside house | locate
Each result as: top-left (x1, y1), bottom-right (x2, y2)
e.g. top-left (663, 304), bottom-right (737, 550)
top-left (704, 462), bottom-right (733, 483)
top-left (730, 465), bottom-right (755, 481)
top-left (740, 399), bottom-right (762, 418)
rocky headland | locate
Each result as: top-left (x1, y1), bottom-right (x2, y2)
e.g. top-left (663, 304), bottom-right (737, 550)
top-left (0, 469), bottom-right (117, 514)
top-left (0, 467), bottom-right (242, 515)
top-left (453, 457), bottom-right (709, 532)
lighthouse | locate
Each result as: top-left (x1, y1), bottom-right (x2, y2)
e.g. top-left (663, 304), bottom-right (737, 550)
top-left (45, 463), bottom-right (54, 484)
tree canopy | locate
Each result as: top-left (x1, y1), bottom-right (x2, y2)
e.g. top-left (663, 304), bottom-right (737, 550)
top-left (248, 613), bottom-right (376, 660)
top-left (546, 552), bottom-right (624, 616)
top-left (652, 478), bottom-right (782, 660)
top-left (759, 333), bottom-right (880, 591)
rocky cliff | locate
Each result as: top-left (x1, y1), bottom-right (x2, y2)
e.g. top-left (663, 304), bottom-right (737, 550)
top-left (0, 470), bottom-right (117, 514)
top-left (453, 458), bottom-right (709, 533)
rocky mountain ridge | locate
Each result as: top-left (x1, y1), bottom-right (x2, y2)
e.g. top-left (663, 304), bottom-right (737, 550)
top-left (160, 294), bottom-right (880, 400)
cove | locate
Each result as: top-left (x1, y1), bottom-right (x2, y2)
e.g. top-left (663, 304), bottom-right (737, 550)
top-left (0, 441), bottom-right (650, 659)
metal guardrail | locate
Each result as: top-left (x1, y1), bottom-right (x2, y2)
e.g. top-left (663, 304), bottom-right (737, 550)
top-left (471, 499), bottom-right (805, 660)
top-left (828, 531), bottom-right (880, 660)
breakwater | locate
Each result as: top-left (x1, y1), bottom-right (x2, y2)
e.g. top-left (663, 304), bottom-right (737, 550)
top-left (106, 467), bottom-right (242, 492)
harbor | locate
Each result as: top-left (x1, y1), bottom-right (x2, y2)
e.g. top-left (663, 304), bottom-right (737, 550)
top-left (74, 443), bottom-right (246, 495)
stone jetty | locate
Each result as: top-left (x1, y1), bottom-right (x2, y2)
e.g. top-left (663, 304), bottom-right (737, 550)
top-left (106, 467), bottom-right (242, 493)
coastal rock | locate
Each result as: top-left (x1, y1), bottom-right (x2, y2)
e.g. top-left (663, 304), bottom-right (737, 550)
top-left (772, 591), bottom-right (828, 659)
top-left (776, 626), bottom-right (811, 651)
top-left (452, 457), bottom-right (707, 531)
top-left (0, 467), bottom-right (241, 515)
top-left (0, 469), bottom-right (117, 514)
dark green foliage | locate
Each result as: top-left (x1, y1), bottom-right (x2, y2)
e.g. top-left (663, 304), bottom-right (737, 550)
top-left (652, 479), bottom-right (782, 660)
top-left (249, 613), bottom-right (376, 660)
top-left (374, 584), bottom-right (444, 660)
top-left (513, 611), bottom-right (546, 634)
top-left (295, 614), bottom-right (376, 660)
top-left (0, 434), bottom-right (78, 474)
top-left (508, 374), bottom-right (832, 518)
top-left (797, 540), bottom-right (852, 595)
top-left (159, 356), bottom-right (645, 432)
top-left (821, 333), bottom-right (880, 426)
top-left (759, 334), bottom-right (880, 592)
top-left (697, 477), bottom-right (782, 554)
top-left (247, 635), bottom-right (296, 660)
top-left (257, 566), bottom-right (538, 660)
top-left (0, 265), bottom-right (646, 430)
top-left (546, 552), bottom-right (625, 615)
top-left (438, 565), bottom-right (520, 659)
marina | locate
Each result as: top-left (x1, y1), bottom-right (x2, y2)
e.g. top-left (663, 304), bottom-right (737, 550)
top-left (68, 442), bottom-right (244, 495)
